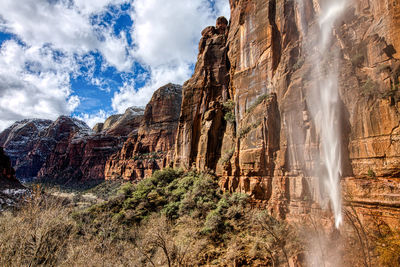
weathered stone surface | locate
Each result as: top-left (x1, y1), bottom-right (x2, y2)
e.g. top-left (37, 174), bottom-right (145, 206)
top-left (174, 17), bottom-right (230, 171)
top-left (37, 134), bottom-right (126, 183)
top-left (37, 109), bottom-right (143, 183)
top-left (105, 83), bottom-right (182, 180)
top-left (0, 147), bottom-right (22, 189)
top-left (104, 107), bottom-right (144, 136)
top-left (0, 119), bottom-right (52, 177)
top-left (0, 117), bottom-right (90, 180)
top-left (175, 0), bottom-right (400, 223)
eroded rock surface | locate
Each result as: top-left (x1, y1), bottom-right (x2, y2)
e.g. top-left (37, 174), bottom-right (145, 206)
top-left (105, 83), bottom-right (182, 180)
top-left (174, 17), bottom-right (230, 171)
top-left (0, 117), bottom-right (90, 180)
top-left (37, 109), bottom-right (143, 184)
top-left (175, 0), bottom-right (400, 223)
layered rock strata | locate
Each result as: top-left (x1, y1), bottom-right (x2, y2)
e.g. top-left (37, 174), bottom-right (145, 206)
top-left (174, 17), bottom-right (230, 171)
top-left (105, 83), bottom-right (182, 180)
top-left (37, 109), bottom-right (143, 183)
top-left (175, 0), bottom-right (400, 224)
top-left (0, 117), bottom-right (90, 180)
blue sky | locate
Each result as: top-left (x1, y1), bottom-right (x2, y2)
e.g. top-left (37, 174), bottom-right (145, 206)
top-left (0, 0), bottom-right (230, 130)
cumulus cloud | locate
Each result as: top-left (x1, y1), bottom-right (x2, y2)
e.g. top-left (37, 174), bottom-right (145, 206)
top-left (111, 0), bottom-right (231, 112)
top-left (0, 0), bottom-right (231, 130)
top-left (0, 40), bottom-right (80, 131)
top-left (0, 0), bottom-right (133, 130)
top-left (74, 109), bottom-right (111, 128)
top-left (111, 80), bottom-right (146, 114)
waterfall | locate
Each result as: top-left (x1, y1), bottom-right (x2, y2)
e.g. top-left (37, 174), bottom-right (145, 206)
top-left (297, 0), bottom-right (347, 228)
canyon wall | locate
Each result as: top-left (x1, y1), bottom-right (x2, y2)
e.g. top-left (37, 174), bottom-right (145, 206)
top-left (0, 84), bottom-right (181, 184)
top-left (0, 147), bottom-right (22, 190)
top-left (175, 0), bottom-right (400, 223)
top-left (105, 83), bottom-right (182, 180)
top-left (0, 117), bottom-right (91, 180)
top-left (0, 0), bottom-right (398, 224)
top-left (36, 108), bottom-right (144, 183)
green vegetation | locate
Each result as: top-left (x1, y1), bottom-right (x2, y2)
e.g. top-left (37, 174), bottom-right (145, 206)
top-left (367, 169), bottom-right (376, 178)
top-left (0, 169), bottom-right (304, 266)
top-left (223, 100), bottom-right (236, 124)
top-left (218, 148), bottom-right (235, 165)
top-left (2, 169), bottom-right (398, 266)
top-left (361, 78), bottom-right (378, 97)
top-left (133, 151), bottom-right (164, 161)
top-left (247, 93), bottom-right (271, 114)
top-left (376, 228), bottom-right (400, 267)
top-left (293, 57), bottom-right (305, 71)
top-left (238, 120), bottom-right (262, 139)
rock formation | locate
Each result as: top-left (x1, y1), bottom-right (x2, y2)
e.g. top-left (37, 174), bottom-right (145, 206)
top-left (0, 147), bottom-right (22, 189)
top-left (0, 0), bottom-right (399, 227)
top-left (174, 17), bottom-right (230, 171)
top-left (37, 108), bottom-right (143, 184)
top-left (0, 117), bottom-right (90, 180)
top-left (0, 147), bottom-right (25, 210)
top-left (174, 0), bottom-right (400, 224)
top-left (105, 83), bottom-right (182, 180)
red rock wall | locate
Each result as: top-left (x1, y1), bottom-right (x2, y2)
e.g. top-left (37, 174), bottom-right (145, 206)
top-left (174, 0), bottom-right (400, 223)
top-left (105, 84), bottom-right (182, 180)
top-left (0, 147), bottom-right (22, 189)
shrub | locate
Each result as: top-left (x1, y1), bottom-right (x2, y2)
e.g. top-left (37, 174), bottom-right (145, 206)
top-left (361, 78), bottom-right (377, 97)
top-left (247, 94), bottom-right (270, 114)
top-left (218, 148), bottom-right (235, 165)
top-left (367, 169), bottom-right (376, 178)
top-left (224, 111), bottom-right (236, 123)
top-left (223, 100), bottom-right (236, 124)
top-left (351, 53), bottom-right (364, 67)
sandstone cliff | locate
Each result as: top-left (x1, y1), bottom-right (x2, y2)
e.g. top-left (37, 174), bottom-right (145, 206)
top-left (0, 117), bottom-right (90, 180)
top-left (174, 17), bottom-right (230, 171)
top-left (174, 0), bottom-right (400, 224)
top-left (105, 83), bottom-right (182, 180)
top-left (37, 108), bottom-right (143, 184)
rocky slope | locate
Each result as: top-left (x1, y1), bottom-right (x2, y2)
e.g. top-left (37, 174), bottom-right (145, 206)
top-left (0, 147), bottom-right (25, 210)
top-left (105, 83), bottom-right (182, 180)
top-left (0, 117), bottom-right (91, 180)
top-left (37, 108), bottom-right (144, 184)
top-left (174, 0), bottom-right (400, 224)
top-left (0, 147), bottom-right (22, 189)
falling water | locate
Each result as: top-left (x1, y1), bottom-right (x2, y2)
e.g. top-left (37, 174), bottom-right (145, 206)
top-left (297, 0), bottom-right (347, 228)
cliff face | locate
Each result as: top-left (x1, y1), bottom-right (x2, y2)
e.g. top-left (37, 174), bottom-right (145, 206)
top-left (174, 18), bottom-right (230, 171)
top-left (105, 83), bottom-right (182, 180)
top-left (175, 0), bottom-right (400, 222)
top-left (0, 117), bottom-right (90, 180)
top-left (37, 109), bottom-right (143, 183)
top-left (0, 147), bottom-right (22, 189)
top-left (0, 147), bottom-right (24, 210)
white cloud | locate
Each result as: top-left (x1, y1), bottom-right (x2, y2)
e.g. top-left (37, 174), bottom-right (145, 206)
top-left (74, 109), bottom-right (110, 128)
top-left (0, 0), bottom-right (231, 130)
top-left (0, 40), bottom-right (79, 131)
top-left (112, 80), bottom-right (146, 114)
top-left (0, 0), bottom-right (134, 130)
top-left (111, 0), bottom-right (231, 112)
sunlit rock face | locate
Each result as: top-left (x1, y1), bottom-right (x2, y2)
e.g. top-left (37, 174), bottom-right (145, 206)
top-left (0, 117), bottom-right (90, 181)
top-left (105, 83), bottom-right (182, 181)
top-left (37, 110), bottom-right (143, 184)
top-left (175, 0), bottom-right (400, 223)
top-left (174, 17), bottom-right (230, 171)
